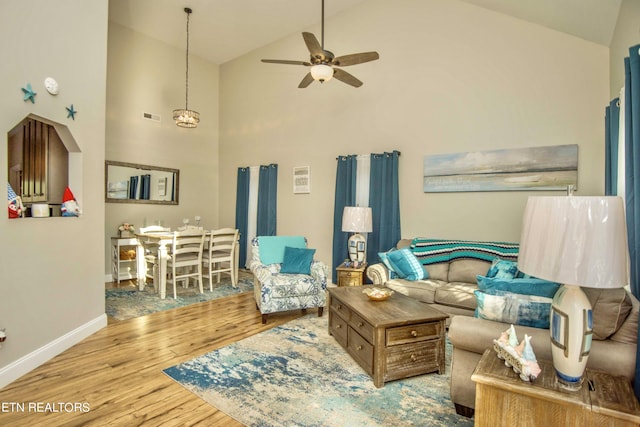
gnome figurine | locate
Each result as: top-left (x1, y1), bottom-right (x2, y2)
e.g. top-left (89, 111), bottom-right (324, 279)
top-left (61, 187), bottom-right (80, 217)
top-left (7, 183), bottom-right (23, 218)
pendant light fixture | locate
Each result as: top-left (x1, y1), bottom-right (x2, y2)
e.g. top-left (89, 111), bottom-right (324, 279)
top-left (173, 7), bottom-right (200, 128)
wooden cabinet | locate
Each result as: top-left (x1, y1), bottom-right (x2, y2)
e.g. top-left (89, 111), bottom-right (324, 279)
top-left (111, 237), bottom-right (138, 283)
top-left (472, 349), bottom-right (640, 427)
top-left (328, 286), bottom-right (447, 387)
top-left (336, 262), bottom-right (367, 286)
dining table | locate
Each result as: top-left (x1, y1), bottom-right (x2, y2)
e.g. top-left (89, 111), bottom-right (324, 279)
top-left (135, 229), bottom-right (240, 299)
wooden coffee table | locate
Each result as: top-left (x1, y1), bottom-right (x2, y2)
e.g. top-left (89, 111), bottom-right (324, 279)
top-left (328, 286), bottom-right (448, 387)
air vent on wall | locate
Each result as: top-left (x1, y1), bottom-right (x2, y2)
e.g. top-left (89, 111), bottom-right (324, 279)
top-left (142, 112), bottom-right (161, 123)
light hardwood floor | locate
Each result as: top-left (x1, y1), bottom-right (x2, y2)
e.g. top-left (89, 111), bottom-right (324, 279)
top-left (0, 285), bottom-right (309, 426)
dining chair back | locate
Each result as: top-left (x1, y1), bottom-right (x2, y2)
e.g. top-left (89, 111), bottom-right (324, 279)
top-left (139, 225), bottom-right (171, 234)
top-left (138, 226), bottom-right (172, 288)
top-left (166, 230), bottom-right (206, 298)
top-left (203, 228), bottom-right (239, 290)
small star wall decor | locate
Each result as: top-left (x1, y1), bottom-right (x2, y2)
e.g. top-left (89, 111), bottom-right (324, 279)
top-left (66, 104), bottom-right (77, 120)
top-left (21, 83), bottom-right (37, 103)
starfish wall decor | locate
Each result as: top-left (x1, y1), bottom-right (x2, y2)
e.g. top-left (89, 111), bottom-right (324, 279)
top-left (21, 83), bottom-right (36, 103)
top-left (66, 104), bottom-right (77, 120)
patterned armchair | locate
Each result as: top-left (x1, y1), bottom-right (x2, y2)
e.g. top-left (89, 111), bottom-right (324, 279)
top-left (250, 236), bottom-right (328, 324)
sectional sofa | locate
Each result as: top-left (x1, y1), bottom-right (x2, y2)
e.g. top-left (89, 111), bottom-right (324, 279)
top-left (366, 237), bottom-right (638, 417)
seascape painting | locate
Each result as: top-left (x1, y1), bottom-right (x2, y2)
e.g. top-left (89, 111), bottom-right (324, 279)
top-left (423, 144), bottom-right (578, 192)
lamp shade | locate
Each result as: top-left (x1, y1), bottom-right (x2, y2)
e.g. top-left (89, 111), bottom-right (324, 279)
top-left (518, 196), bottom-right (629, 289)
top-left (342, 207), bottom-right (373, 233)
top-left (310, 64), bottom-right (334, 82)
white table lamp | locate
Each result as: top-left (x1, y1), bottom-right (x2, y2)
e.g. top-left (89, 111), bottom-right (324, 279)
top-left (518, 196), bottom-right (629, 390)
top-left (342, 206), bottom-right (373, 263)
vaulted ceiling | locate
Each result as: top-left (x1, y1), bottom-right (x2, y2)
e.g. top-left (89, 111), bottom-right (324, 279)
top-left (109, 0), bottom-right (622, 65)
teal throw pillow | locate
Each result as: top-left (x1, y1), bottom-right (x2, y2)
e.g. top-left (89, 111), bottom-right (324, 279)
top-left (474, 289), bottom-right (552, 329)
top-left (378, 250), bottom-right (398, 279)
top-left (258, 236), bottom-right (307, 265)
top-left (515, 270), bottom-right (532, 279)
top-left (386, 248), bottom-right (426, 281)
top-left (280, 246), bottom-right (315, 275)
top-left (486, 258), bottom-right (518, 279)
top-left (476, 275), bottom-right (560, 298)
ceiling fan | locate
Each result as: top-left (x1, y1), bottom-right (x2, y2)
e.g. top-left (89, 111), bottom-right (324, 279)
top-left (261, 0), bottom-right (379, 88)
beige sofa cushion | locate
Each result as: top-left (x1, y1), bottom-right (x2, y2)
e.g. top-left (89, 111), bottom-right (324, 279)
top-left (434, 282), bottom-right (478, 310)
top-left (384, 278), bottom-right (448, 304)
top-left (448, 259), bottom-right (491, 283)
top-left (424, 263), bottom-right (449, 282)
top-left (396, 239), bottom-right (413, 249)
top-left (583, 288), bottom-right (633, 340)
top-left (611, 294), bottom-right (639, 344)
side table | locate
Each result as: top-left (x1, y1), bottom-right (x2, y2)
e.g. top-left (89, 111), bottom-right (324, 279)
top-left (336, 262), bottom-right (367, 286)
top-left (471, 349), bottom-right (640, 427)
top-left (110, 236), bottom-right (138, 283)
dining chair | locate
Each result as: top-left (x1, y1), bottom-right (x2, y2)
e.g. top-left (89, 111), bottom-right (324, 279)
top-left (138, 225), bottom-right (171, 288)
top-left (166, 230), bottom-right (206, 298)
top-left (203, 228), bottom-right (239, 290)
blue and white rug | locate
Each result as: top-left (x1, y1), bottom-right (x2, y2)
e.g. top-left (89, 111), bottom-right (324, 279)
top-left (106, 273), bottom-right (253, 321)
top-left (164, 315), bottom-right (474, 427)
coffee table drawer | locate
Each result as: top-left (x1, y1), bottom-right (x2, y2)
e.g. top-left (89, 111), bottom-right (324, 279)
top-left (386, 322), bottom-right (443, 346)
top-left (348, 327), bottom-right (373, 375)
top-left (329, 309), bottom-right (348, 347)
top-left (385, 340), bottom-right (443, 381)
top-left (349, 312), bottom-right (374, 343)
top-left (330, 297), bottom-right (351, 320)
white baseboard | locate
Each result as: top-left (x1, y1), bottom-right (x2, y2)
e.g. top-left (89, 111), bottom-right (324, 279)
top-left (104, 274), bottom-right (112, 283)
top-left (0, 314), bottom-right (107, 389)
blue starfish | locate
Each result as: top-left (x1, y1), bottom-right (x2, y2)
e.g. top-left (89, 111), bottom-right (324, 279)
top-left (66, 104), bottom-right (77, 120)
top-left (21, 83), bottom-right (36, 103)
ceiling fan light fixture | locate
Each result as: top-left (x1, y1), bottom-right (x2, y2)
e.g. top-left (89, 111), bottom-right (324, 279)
top-left (311, 64), bottom-right (333, 83)
top-left (173, 7), bottom-right (200, 128)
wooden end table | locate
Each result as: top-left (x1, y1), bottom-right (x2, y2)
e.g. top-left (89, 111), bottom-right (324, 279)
top-left (328, 286), bottom-right (448, 387)
top-left (471, 349), bottom-right (640, 426)
top-left (336, 262), bottom-right (367, 286)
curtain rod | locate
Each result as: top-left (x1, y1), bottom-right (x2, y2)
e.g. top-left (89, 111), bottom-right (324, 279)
top-left (336, 151), bottom-right (401, 160)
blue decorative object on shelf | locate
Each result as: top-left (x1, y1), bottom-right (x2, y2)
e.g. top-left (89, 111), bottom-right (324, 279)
top-left (66, 104), bottom-right (77, 120)
top-left (21, 83), bottom-right (36, 103)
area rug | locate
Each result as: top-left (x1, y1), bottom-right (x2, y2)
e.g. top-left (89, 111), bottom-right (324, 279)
top-left (106, 271), bottom-right (253, 321)
top-left (163, 314), bottom-right (474, 427)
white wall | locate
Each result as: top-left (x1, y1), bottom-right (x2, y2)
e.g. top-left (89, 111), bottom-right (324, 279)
top-left (219, 0), bottom-right (610, 266)
top-left (610, 0), bottom-right (640, 98)
top-left (0, 0), bottom-right (108, 386)
top-left (104, 22), bottom-right (220, 277)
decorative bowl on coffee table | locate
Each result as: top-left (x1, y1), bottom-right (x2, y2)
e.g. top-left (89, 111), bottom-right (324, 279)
top-left (363, 287), bottom-right (394, 301)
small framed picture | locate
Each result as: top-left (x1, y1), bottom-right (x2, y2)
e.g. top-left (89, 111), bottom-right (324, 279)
top-left (293, 166), bottom-right (311, 194)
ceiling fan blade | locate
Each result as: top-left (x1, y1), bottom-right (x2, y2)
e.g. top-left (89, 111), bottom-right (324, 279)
top-left (261, 59), bottom-right (311, 66)
top-left (333, 68), bottom-right (363, 88)
top-left (298, 72), bottom-right (315, 88)
top-left (302, 32), bottom-right (325, 61)
top-left (331, 52), bottom-right (380, 67)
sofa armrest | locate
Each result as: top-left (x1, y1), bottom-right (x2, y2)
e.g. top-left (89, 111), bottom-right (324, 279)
top-left (448, 316), bottom-right (553, 360)
top-left (310, 260), bottom-right (329, 289)
top-left (366, 263), bottom-right (389, 285)
top-left (250, 263), bottom-right (274, 284)
top-left (448, 315), bottom-right (637, 379)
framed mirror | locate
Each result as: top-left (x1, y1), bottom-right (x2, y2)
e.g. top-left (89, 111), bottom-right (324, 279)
top-left (105, 160), bottom-right (179, 205)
